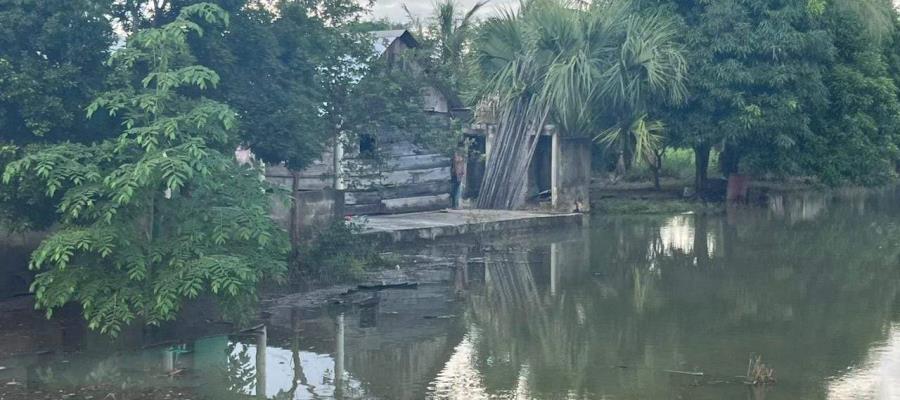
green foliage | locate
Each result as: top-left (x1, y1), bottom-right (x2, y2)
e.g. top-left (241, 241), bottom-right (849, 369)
top-left (472, 0), bottom-right (686, 139)
top-left (653, 0), bottom-right (900, 187)
top-left (661, 0), bottom-right (832, 176)
top-left (0, 0), bottom-right (115, 143)
top-left (2, 4), bottom-right (289, 336)
top-left (624, 148), bottom-right (697, 182)
top-left (0, 0), bottom-right (119, 229)
top-left (471, 0), bottom-right (687, 206)
top-left (113, 0), bottom-right (445, 170)
top-left (298, 219), bottom-right (389, 282)
top-left (416, 0), bottom-right (488, 96)
top-left (796, 1), bottom-right (900, 185)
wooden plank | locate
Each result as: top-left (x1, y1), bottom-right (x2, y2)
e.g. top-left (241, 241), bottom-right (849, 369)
top-left (345, 167), bottom-right (450, 189)
top-left (381, 181), bottom-right (451, 199)
top-left (345, 191), bottom-right (381, 206)
top-left (385, 154), bottom-right (450, 171)
top-left (381, 194), bottom-right (451, 214)
top-left (266, 164), bottom-right (333, 179)
top-left (344, 181), bottom-right (452, 205)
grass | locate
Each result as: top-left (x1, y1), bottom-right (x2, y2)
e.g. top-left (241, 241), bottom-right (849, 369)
top-left (594, 198), bottom-right (723, 215)
top-left (621, 148), bottom-right (720, 183)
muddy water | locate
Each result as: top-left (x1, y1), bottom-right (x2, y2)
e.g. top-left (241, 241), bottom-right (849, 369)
top-left (2, 189), bottom-right (900, 399)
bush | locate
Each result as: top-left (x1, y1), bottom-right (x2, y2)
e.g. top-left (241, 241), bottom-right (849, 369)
top-left (298, 218), bottom-right (390, 282)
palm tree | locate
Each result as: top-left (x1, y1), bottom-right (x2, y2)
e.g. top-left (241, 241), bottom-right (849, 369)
top-left (404, 0), bottom-right (489, 94)
top-left (472, 0), bottom-right (687, 209)
top-left (434, 0), bottom-right (490, 67)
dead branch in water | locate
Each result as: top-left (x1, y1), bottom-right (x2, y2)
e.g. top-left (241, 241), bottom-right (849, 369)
top-left (746, 354), bottom-right (777, 385)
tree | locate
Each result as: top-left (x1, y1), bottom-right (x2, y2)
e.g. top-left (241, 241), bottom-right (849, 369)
top-left (414, 0), bottom-right (488, 95)
top-left (471, 0), bottom-right (686, 208)
top-left (127, 0), bottom-right (446, 171)
top-left (657, 0), bottom-right (832, 189)
top-left (3, 4), bottom-right (289, 335)
top-left (0, 0), bottom-right (117, 229)
top-left (798, 0), bottom-right (900, 185)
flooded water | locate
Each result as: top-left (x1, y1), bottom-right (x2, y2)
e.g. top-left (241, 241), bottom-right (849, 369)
top-left (3, 189), bottom-right (900, 399)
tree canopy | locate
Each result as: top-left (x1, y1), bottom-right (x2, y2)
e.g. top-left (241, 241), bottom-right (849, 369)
top-left (3, 4), bottom-right (288, 335)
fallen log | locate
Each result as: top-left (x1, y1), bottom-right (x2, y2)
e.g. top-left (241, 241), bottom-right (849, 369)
top-left (357, 282), bottom-right (418, 291)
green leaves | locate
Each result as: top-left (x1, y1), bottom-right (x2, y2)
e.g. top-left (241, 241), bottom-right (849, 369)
top-left (4, 3), bottom-right (288, 336)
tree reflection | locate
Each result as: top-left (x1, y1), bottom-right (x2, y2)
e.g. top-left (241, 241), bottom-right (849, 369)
top-left (461, 190), bottom-right (900, 399)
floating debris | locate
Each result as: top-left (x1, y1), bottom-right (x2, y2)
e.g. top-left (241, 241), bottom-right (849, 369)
top-left (746, 354), bottom-right (776, 385)
top-left (665, 369), bottom-right (705, 377)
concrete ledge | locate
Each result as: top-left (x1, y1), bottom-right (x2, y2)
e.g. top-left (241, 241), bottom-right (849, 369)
top-left (359, 209), bottom-right (587, 242)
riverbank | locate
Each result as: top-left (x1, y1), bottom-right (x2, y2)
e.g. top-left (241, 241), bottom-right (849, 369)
top-left (590, 177), bottom-right (832, 215)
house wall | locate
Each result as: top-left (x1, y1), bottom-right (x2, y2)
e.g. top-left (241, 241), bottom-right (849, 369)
top-left (343, 142), bottom-right (452, 215)
top-left (267, 141), bottom-right (452, 218)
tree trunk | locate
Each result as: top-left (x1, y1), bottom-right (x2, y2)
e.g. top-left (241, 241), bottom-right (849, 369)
top-left (653, 166), bottom-right (661, 191)
top-left (615, 138), bottom-right (627, 177)
top-left (720, 144), bottom-right (741, 176)
top-left (290, 170), bottom-right (301, 261)
top-left (651, 148), bottom-right (664, 191)
top-left (694, 144), bottom-right (711, 193)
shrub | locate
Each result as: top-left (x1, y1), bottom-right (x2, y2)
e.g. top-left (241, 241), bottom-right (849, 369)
top-left (298, 218), bottom-right (390, 282)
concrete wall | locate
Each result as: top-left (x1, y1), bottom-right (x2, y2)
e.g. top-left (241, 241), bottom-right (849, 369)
top-left (267, 182), bottom-right (345, 242)
top-left (553, 136), bottom-right (591, 213)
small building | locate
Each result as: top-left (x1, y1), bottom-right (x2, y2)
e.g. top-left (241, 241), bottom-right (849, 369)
top-left (266, 30), bottom-right (591, 241)
top-left (266, 30), bottom-right (467, 237)
top-left (466, 103), bottom-right (592, 213)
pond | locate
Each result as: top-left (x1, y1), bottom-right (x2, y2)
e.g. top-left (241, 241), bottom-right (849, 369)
top-left (2, 188), bottom-right (900, 399)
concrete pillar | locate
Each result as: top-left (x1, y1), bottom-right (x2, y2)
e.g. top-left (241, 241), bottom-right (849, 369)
top-left (551, 132), bottom-right (561, 209)
top-left (335, 313), bottom-right (345, 398)
top-left (333, 134), bottom-right (346, 191)
top-left (256, 326), bottom-right (267, 399)
top-left (552, 137), bottom-right (591, 213)
top-left (162, 348), bottom-right (175, 373)
top-left (485, 125), bottom-right (496, 164)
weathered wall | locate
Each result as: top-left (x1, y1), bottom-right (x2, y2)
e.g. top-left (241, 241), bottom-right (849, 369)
top-left (264, 174), bottom-right (345, 242)
top-left (295, 189), bottom-right (344, 229)
top-left (554, 136), bottom-right (591, 213)
top-left (344, 146), bottom-right (452, 215)
top-left (268, 139), bottom-right (452, 217)
top-left (0, 231), bottom-right (43, 300)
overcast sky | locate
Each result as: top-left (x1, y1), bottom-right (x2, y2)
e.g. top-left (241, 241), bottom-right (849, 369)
top-left (368, 0), bottom-right (519, 22)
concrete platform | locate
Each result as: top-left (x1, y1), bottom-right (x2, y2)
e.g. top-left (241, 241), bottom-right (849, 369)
top-left (359, 209), bottom-right (586, 242)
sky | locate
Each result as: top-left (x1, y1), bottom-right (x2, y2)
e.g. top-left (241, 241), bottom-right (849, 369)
top-left (368, 0), bottom-right (519, 22)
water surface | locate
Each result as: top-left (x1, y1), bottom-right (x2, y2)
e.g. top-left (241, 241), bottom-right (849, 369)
top-left (2, 189), bottom-right (900, 399)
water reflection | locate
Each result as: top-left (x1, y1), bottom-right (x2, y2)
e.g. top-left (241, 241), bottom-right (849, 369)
top-left (3, 189), bottom-right (900, 399)
top-left (828, 323), bottom-right (900, 400)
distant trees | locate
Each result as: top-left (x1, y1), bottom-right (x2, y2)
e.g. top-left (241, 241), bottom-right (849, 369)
top-left (653, 0), bottom-right (900, 190)
top-left (802, 0), bottom-right (900, 185)
top-left (0, 0), bottom-right (119, 229)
